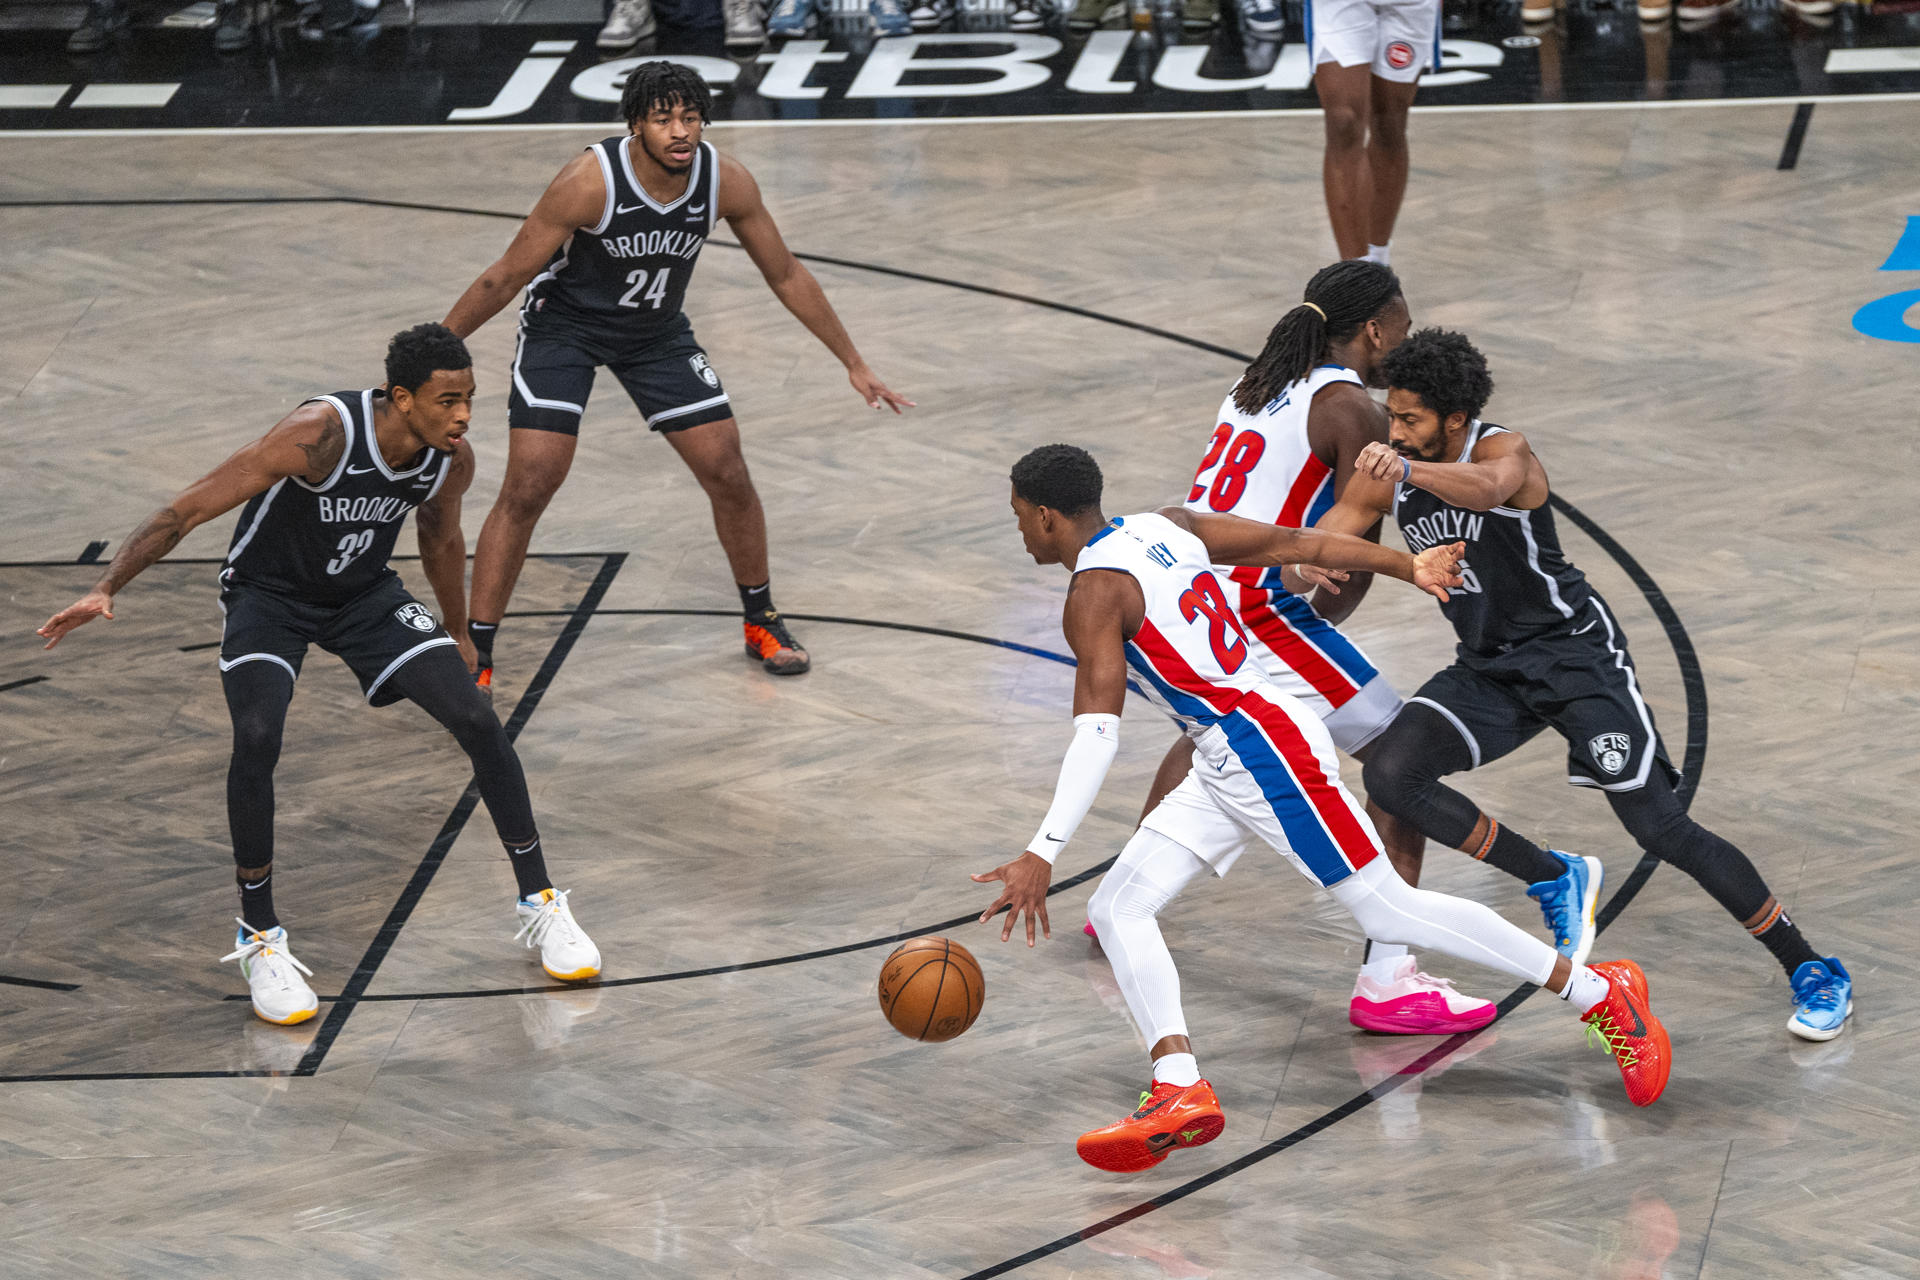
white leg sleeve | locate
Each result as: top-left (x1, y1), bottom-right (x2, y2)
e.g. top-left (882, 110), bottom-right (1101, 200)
top-left (1330, 859), bottom-right (1558, 987)
top-left (1086, 827), bottom-right (1213, 1047)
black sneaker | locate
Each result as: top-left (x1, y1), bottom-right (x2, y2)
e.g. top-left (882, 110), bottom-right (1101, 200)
top-left (743, 609), bottom-right (809, 676)
top-left (68, 0), bottom-right (128, 52)
top-left (214, 0), bottom-right (252, 49)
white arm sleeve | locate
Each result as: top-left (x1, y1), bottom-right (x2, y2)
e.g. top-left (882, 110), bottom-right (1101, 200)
top-left (1026, 713), bottom-right (1121, 865)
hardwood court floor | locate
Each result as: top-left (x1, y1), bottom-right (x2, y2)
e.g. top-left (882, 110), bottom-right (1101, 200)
top-left (2, 102), bottom-right (1918, 1278)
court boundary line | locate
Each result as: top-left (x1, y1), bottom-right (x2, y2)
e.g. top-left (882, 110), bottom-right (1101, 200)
top-left (0, 88), bottom-right (1917, 140)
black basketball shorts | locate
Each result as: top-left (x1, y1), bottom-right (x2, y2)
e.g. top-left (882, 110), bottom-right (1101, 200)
top-left (508, 321), bottom-right (732, 437)
top-left (218, 575), bottom-right (457, 708)
top-left (1407, 594), bottom-right (1680, 792)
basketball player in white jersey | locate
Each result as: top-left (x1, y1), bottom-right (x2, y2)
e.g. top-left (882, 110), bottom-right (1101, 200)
top-left (1309, 0), bottom-right (1441, 262)
top-left (977, 445), bottom-right (1672, 1172)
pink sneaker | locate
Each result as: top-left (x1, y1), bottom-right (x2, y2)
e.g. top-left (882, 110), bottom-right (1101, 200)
top-left (1084, 918), bottom-right (1098, 939)
top-left (1348, 957), bottom-right (1497, 1035)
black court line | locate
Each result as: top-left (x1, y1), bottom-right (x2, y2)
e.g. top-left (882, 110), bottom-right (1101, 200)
top-left (77, 539), bottom-right (108, 564)
top-left (0, 676), bottom-right (50, 693)
top-left (289, 551), bottom-right (625, 1076)
top-left (0, 553), bottom-right (618, 1085)
top-left (0, 975), bottom-right (81, 992)
top-left (1778, 103), bottom-right (1816, 171)
top-left (0, 196), bottom-right (1248, 365)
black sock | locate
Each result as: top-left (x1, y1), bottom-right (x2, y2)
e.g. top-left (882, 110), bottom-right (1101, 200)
top-left (1751, 904), bottom-right (1820, 976)
top-left (506, 835), bottom-right (551, 900)
top-left (237, 869), bottom-right (279, 933)
top-left (468, 620), bottom-right (498, 668)
top-left (1470, 819), bottom-right (1567, 884)
top-left (738, 581), bottom-right (772, 617)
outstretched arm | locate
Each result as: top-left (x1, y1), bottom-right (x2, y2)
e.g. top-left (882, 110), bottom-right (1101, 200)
top-left (973, 569), bottom-right (1136, 946)
top-left (718, 153), bottom-right (913, 414)
top-left (37, 402), bottom-right (343, 648)
top-left (1354, 431), bottom-right (1537, 512)
top-left (1159, 506), bottom-right (1463, 602)
top-left (414, 439), bottom-right (477, 669)
top-left (442, 152), bottom-right (605, 339)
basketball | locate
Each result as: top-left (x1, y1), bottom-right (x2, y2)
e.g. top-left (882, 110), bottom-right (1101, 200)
top-left (877, 937), bottom-right (984, 1042)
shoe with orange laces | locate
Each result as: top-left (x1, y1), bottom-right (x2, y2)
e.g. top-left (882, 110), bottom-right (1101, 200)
top-left (1581, 959), bottom-right (1672, 1107)
top-left (1076, 1079), bottom-right (1225, 1172)
top-left (744, 608), bottom-right (810, 676)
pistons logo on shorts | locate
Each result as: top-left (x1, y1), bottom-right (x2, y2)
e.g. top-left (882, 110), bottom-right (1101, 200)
top-left (1385, 41), bottom-right (1416, 70)
top-left (1589, 732), bottom-right (1632, 776)
top-left (689, 353), bottom-right (719, 388)
top-left (394, 602), bottom-right (438, 633)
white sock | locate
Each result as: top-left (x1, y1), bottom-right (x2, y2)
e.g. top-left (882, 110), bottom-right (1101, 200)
top-left (1366, 242), bottom-right (1391, 265)
top-left (1559, 965), bottom-right (1611, 1012)
top-left (1361, 940), bottom-right (1409, 980)
top-left (1152, 1052), bottom-right (1201, 1088)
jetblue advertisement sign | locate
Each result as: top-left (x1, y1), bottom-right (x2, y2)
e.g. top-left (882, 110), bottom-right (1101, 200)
top-left (4, 15), bottom-right (1920, 130)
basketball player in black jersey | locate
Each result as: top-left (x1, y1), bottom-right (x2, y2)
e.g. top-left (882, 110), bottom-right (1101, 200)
top-left (442, 62), bottom-right (911, 691)
top-left (37, 325), bottom-right (602, 1026)
top-left (1312, 328), bottom-right (1853, 1042)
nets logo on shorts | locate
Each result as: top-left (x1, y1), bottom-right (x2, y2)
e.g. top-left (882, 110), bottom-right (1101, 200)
top-left (1589, 732), bottom-right (1631, 775)
top-left (394, 602), bottom-right (438, 633)
top-left (1385, 41), bottom-right (1416, 70)
top-left (690, 353), bottom-right (719, 388)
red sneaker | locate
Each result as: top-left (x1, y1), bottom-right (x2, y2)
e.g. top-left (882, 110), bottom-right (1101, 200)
top-left (1076, 1079), bottom-right (1225, 1172)
top-left (743, 610), bottom-right (809, 676)
top-left (1581, 960), bottom-right (1672, 1107)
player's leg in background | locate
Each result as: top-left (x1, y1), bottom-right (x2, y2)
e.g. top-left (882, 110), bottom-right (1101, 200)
top-left (664, 416), bottom-right (810, 675)
top-left (1138, 734), bottom-right (1196, 823)
top-left (221, 659), bottom-right (296, 932)
top-left (1363, 74), bottom-right (1419, 263)
top-left (1314, 59), bottom-right (1377, 260)
top-left (383, 645), bottom-right (601, 978)
top-left (469, 426), bottom-right (580, 682)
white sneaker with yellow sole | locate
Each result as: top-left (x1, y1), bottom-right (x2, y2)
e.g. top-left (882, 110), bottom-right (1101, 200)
top-left (514, 888), bottom-right (602, 981)
top-left (222, 920), bottom-right (319, 1025)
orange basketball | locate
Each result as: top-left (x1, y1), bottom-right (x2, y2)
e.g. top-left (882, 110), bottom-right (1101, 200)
top-left (877, 936), bottom-right (985, 1042)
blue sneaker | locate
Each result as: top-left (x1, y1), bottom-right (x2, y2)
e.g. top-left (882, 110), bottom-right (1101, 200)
top-left (1526, 851), bottom-right (1604, 968)
top-left (766, 0), bottom-right (815, 36)
top-left (1236, 0), bottom-right (1284, 35)
top-left (870, 0), bottom-right (912, 33)
top-left (1788, 957), bottom-right (1852, 1041)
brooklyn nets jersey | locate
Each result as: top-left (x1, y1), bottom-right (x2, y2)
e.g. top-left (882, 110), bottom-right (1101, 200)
top-left (223, 389), bottom-right (452, 606)
top-left (520, 136), bottom-right (721, 345)
top-left (1394, 421), bottom-right (1591, 655)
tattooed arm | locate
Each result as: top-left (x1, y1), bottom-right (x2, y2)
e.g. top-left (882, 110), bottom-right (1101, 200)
top-left (37, 402), bottom-right (344, 648)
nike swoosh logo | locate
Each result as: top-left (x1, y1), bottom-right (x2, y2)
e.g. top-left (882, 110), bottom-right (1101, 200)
top-left (1043, 833), bottom-right (1065, 844)
top-left (1130, 1096), bottom-right (1172, 1121)
top-left (1620, 998), bottom-right (1647, 1039)
top-left (616, 203), bottom-right (648, 214)
top-left (346, 465), bottom-right (376, 475)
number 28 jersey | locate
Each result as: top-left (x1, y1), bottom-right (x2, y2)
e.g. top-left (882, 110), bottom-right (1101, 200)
top-left (223, 389), bottom-right (452, 606)
top-left (1075, 511), bottom-right (1279, 737)
top-left (520, 136), bottom-right (721, 347)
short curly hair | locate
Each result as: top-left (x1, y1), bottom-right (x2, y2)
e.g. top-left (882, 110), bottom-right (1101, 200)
top-left (385, 323), bottom-right (471, 393)
top-left (620, 61), bottom-right (712, 129)
top-left (1011, 444), bottom-right (1103, 517)
top-left (1381, 328), bottom-right (1495, 425)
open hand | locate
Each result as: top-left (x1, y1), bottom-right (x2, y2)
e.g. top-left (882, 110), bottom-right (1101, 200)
top-left (971, 850), bottom-right (1053, 946)
top-left (849, 363), bottom-right (915, 414)
top-left (37, 589), bottom-right (115, 649)
top-left (1285, 563), bottom-right (1350, 596)
top-left (1411, 542), bottom-right (1466, 602)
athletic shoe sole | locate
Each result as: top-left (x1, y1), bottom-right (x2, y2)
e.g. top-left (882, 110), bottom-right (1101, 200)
top-left (252, 1002), bottom-right (317, 1026)
top-left (1568, 855), bottom-right (1603, 970)
top-left (1787, 999), bottom-right (1853, 1042)
top-left (1349, 994), bottom-right (1497, 1035)
top-left (1077, 1110), bottom-right (1223, 1173)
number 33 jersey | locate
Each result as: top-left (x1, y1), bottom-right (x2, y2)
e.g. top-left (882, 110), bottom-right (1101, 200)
top-left (1075, 511), bottom-right (1291, 738)
top-left (223, 389), bottom-right (452, 605)
top-left (521, 136), bottom-right (721, 346)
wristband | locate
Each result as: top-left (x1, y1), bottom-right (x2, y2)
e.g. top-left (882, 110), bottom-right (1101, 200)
top-left (1026, 713), bottom-right (1121, 865)
top-left (1400, 455), bottom-right (1413, 484)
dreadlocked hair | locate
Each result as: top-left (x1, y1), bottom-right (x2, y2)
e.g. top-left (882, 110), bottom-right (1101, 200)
top-left (1232, 260), bottom-right (1404, 414)
top-left (620, 61), bottom-right (713, 128)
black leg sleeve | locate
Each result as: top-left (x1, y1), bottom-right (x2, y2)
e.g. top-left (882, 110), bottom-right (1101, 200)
top-left (384, 645), bottom-right (538, 846)
top-left (1362, 702), bottom-right (1491, 848)
top-left (1604, 770), bottom-right (1771, 919)
top-left (221, 660), bottom-right (294, 868)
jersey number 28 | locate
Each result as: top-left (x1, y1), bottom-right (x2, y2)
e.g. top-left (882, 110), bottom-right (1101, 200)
top-left (1188, 425), bottom-right (1266, 512)
top-left (1178, 572), bottom-right (1248, 673)
top-left (618, 269), bottom-right (672, 310)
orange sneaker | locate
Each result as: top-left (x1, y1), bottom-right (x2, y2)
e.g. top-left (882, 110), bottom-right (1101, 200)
top-left (1581, 960), bottom-right (1672, 1107)
top-left (744, 609), bottom-right (810, 676)
top-left (1076, 1079), bottom-right (1225, 1172)
top-left (474, 664), bottom-right (493, 705)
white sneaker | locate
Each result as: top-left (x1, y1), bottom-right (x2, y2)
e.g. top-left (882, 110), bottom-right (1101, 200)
top-left (514, 888), bottom-right (602, 981)
top-left (221, 920), bottom-right (319, 1025)
top-left (596, 0), bottom-right (656, 49)
top-left (724, 0), bottom-right (766, 46)
top-left (1348, 956), bottom-right (1497, 1035)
